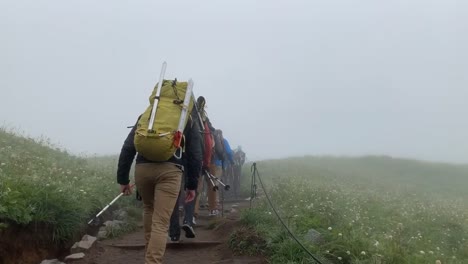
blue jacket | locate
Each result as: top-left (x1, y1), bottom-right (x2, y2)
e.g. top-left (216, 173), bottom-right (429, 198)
top-left (213, 138), bottom-right (234, 168)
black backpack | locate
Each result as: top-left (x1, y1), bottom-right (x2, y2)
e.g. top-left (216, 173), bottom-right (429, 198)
top-left (213, 130), bottom-right (226, 161)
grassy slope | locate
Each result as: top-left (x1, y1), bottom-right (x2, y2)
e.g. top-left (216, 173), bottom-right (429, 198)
top-left (237, 156), bottom-right (468, 264)
top-left (0, 128), bottom-right (130, 242)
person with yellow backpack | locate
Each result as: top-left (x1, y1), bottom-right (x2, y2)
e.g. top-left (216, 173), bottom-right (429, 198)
top-left (116, 63), bottom-right (203, 264)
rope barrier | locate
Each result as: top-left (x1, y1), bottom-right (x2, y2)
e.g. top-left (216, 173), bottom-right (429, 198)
top-left (250, 163), bottom-right (325, 264)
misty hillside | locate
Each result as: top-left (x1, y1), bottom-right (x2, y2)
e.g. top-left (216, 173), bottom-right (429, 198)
top-left (1, 131), bottom-right (85, 173)
top-left (242, 156), bottom-right (468, 263)
top-left (71, 151), bottom-right (468, 201)
top-left (0, 129), bottom-right (126, 241)
top-left (250, 155), bottom-right (468, 200)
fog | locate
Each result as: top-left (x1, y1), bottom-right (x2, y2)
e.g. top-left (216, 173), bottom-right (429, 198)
top-left (1, 0), bottom-right (467, 163)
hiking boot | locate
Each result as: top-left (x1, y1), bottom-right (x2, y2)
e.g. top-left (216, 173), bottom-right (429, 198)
top-left (209, 209), bottom-right (219, 216)
top-left (169, 235), bottom-right (180, 242)
top-left (182, 223), bottom-right (195, 238)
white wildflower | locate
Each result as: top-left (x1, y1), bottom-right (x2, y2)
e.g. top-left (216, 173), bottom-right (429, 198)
top-left (374, 241), bottom-right (379, 247)
top-left (361, 251), bottom-right (366, 255)
top-left (338, 257), bottom-right (342, 260)
top-left (420, 251), bottom-right (425, 255)
top-left (0, 163), bottom-right (5, 166)
top-left (328, 227), bottom-right (332, 231)
top-left (338, 233), bottom-right (342, 236)
top-left (429, 251), bottom-right (434, 255)
top-left (346, 251), bottom-right (351, 255)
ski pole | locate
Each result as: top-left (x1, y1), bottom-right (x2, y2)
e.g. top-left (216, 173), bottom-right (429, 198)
top-left (87, 184), bottom-right (135, 225)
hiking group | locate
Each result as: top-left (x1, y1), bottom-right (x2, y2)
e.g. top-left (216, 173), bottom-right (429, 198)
top-left (115, 62), bottom-right (246, 264)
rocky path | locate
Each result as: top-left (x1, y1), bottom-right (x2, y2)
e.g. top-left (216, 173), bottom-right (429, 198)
top-left (62, 200), bottom-right (263, 264)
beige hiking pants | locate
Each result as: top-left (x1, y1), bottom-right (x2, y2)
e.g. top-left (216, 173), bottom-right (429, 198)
top-left (135, 162), bottom-right (183, 264)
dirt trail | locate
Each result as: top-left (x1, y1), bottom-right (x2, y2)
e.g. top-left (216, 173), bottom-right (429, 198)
top-left (70, 200), bottom-right (263, 264)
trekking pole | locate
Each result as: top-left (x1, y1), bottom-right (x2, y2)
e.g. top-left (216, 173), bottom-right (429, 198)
top-left (235, 165), bottom-right (241, 199)
top-left (204, 170), bottom-right (218, 191)
top-left (87, 184), bottom-right (135, 225)
top-left (221, 180), bottom-right (225, 217)
top-left (250, 163), bottom-right (257, 209)
top-left (204, 169), bottom-right (230, 191)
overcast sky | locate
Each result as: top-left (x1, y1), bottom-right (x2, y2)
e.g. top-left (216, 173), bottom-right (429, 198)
top-left (1, 0), bottom-right (467, 163)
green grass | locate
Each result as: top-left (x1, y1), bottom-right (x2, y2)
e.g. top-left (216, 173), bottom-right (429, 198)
top-left (237, 156), bottom-right (468, 264)
top-left (0, 128), bottom-right (135, 243)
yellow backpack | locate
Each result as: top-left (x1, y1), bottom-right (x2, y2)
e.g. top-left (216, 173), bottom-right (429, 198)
top-left (134, 62), bottom-right (195, 161)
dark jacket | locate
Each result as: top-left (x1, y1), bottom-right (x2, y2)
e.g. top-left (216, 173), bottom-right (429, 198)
top-left (116, 111), bottom-right (203, 190)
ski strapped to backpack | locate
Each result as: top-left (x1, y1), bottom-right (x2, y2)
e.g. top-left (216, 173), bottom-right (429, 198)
top-left (148, 61), bottom-right (167, 132)
top-left (173, 79), bottom-right (194, 159)
top-left (134, 62), bottom-right (195, 161)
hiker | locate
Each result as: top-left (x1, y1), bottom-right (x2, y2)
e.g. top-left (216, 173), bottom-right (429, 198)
top-left (206, 129), bottom-right (234, 216)
top-left (168, 151), bottom-right (197, 241)
top-left (168, 96), bottom-right (213, 241)
top-left (169, 172), bottom-right (195, 242)
top-left (191, 96), bottom-right (217, 219)
top-left (117, 77), bottom-right (203, 264)
top-left (232, 146), bottom-right (246, 198)
top-left (220, 133), bottom-right (234, 172)
top-left (221, 136), bottom-right (235, 199)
